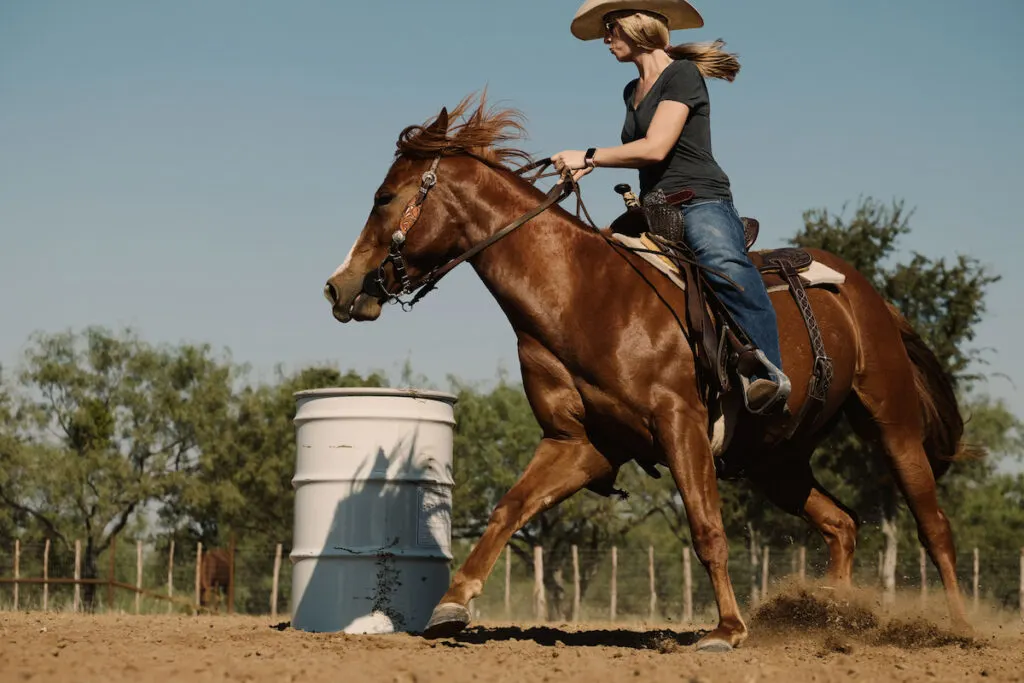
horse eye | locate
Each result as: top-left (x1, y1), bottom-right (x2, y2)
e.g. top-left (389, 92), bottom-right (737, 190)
top-left (374, 193), bottom-right (395, 207)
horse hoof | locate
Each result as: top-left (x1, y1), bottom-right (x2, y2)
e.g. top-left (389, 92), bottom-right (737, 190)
top-left (421, 603), bottom-right (471, 639)
top-left (951, 618), bottom-right (975, 638)
top-left (696, 637), bottom-right (733, 653)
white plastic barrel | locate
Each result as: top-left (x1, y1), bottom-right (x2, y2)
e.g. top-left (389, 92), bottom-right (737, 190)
top-left (289, 387), bottom-right (457, 634)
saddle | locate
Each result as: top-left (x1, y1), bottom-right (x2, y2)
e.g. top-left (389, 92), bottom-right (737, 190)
top-left (607, 190), bottom-right (838, 453)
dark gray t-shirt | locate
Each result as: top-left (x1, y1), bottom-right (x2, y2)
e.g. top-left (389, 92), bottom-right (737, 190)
top-left (621, 59), bottom-right (732, 202)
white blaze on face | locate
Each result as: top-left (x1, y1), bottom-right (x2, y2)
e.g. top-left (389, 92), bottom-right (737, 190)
top-left (330, 231), bottom-right (373, 281)
top-left (330, 239), bottom-right (359, 281)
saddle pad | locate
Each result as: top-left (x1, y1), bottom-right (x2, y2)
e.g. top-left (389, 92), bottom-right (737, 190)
top-left (610, 232), bottom-right (847, 293)
top-left (613, 233), bottom-right (688, 290)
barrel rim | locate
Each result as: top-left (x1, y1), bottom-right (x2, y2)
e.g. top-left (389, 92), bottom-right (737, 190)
top-left (293, 387), bottom-right (458, 404)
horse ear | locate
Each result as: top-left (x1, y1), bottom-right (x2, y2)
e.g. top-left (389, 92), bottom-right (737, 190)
top-left (428, 107), bottom-right (449, 135)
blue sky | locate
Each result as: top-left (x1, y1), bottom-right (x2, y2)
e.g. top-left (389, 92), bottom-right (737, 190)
top-left (2, 0), bottom-right (1022, 423)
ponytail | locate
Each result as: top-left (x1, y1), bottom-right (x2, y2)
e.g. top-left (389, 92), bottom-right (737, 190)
top-left (667, 39), bottom-right (741, 82)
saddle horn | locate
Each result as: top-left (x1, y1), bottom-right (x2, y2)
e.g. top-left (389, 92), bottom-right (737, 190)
top-left (614, 183), bottom-right (641, 210)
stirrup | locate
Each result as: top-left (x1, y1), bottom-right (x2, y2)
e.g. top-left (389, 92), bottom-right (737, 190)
top-left (737, 349), bottom-right (791, 415)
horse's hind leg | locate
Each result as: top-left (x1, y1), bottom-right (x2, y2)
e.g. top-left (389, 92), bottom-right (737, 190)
top-left (846, 385), bottom-right (970, 630)
top-left (748, 455), bottom-right (858, 585)
top-left (422, 437), bottom-right (613, 639)
top-left (803, 485), bottom-right (859, 584)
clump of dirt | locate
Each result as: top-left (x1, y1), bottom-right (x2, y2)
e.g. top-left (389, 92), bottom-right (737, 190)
top-left (818, 632), bottom-right (855, 656)
top-left (750, 583), bottom-right (989, 653)
top-left (654, 637), bottom-right (682, 654)
top-left (751, 587), bottom-right (878, 635)
top-left (872, 617), bottom-right (978, 650)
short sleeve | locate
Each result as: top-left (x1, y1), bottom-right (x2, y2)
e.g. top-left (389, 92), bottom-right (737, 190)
top-left (623, 79), bottom-right (637, 106)
top-left (659, 60), bottom-right (706, 109)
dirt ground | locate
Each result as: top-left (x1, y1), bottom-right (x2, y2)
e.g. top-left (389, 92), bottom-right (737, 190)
top-left (2, 589), bottom-right (1022, 683)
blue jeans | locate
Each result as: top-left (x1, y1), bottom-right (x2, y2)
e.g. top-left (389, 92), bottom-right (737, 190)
top-left (680, 199), bottom-right (784, 377)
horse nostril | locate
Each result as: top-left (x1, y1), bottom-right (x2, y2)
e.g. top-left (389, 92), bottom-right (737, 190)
top-left (324, 282), bottom-right (339, 305)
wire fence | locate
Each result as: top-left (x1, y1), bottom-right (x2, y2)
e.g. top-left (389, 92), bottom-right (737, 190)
top-left (0, 537), bottom-right (293, 616)
top-left (458, 542), bottom-right (1024, 624)
top-left (1, 537), bottom-right (1022, 623)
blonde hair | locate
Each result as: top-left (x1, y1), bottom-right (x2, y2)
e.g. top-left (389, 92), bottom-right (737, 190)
top-left (609, 10), bottom-right (741, 82)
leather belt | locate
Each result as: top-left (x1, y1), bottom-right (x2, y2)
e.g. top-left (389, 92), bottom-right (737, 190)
top-left (664, 188), bottom-right (695, 206)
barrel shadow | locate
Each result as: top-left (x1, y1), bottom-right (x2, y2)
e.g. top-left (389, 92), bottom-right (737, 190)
top-left (292, 425), bottom-right (453, 633)
top-left (451, 625), bottom-right (705, 649)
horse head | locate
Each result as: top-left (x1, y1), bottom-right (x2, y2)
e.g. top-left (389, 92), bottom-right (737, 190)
top-left (323, 94), bottom-right (533, 323)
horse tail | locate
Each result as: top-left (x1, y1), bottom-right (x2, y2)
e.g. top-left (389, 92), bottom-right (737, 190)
top-left (885, 302), bottom-right (986, 479)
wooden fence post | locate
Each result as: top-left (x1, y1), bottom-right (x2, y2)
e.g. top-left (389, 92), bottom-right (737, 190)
top-left (748, 525), bottom-right (760, 608)
top-left (972, 547), bottom-right (979, 613)
top-left (1018, 547), bottom-right (1023, 622)
top-left (920, 546), bottom-right (927, 604)
top-left (270, 543), bottom-right (283, 618)
top-left (194, 542), bottom-right (203, 612)
top-left (167, 540), bottom-right (175, 614)
top-left (467, 541), bottom-right (476, 621)
top-left (881, 517), bottom-right (898, 606)
top-left (532, 546), bottom-right (545, 621)
top-left (572, 545), bottom-right (581, 623)
top-left (135, 541), bottom-right (143, 614)
top-left (610, 546), bottom-right (618, 622)
top-left (799, 546), bottom-right (806, 582)
top-left (504, 546), bottom-right (511, 620)
top-left (107, 534), bottom-right (117, 611)
top-left (648, 545), bottom-right (657, 621)
top-left (682, 545), bottom-right (693, 623)
top-left (74, 540), bottom-right (81, 612)
top-left (13, 540), bottom-right (19, 611)
top-left (227, 534), bottom-right (236, 614)
top-left (761, 546), bottom-right (770, 601)
top-left (43, 539), bottom-right (50, 611)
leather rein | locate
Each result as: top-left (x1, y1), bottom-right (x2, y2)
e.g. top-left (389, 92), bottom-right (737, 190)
top-left (361, 155), bottom-right (582, 310)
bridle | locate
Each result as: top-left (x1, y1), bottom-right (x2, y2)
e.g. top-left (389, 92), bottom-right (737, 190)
top-left (360, 154), bottom-right (580, 310)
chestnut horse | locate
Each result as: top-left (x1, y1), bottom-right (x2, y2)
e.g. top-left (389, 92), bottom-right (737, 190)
top-left (199, 548), bottom-right (232, 611)
top-left (322, 95), bottom-right (974, 650)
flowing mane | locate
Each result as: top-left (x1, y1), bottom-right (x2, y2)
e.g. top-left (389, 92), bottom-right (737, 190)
top-left (395, 92), bottom-right (534, 168)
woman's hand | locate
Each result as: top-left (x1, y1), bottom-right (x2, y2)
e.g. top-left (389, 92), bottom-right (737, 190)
top-left (571, 166), bottom-right (594, 182)
top-left (551, 150), bottom-right (588, 172)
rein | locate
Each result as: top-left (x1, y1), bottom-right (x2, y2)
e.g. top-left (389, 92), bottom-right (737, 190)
top-left (364, 152), bottom-right (737, 312)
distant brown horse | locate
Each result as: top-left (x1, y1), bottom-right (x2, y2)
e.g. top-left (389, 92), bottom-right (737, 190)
top-left (322, 94), bottom-right (977, 650)
top-left (199, 548), bottom-right (232, 611)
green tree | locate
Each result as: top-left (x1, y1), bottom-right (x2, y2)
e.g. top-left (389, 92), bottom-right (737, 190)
top-left (0, 365), bottom-right (26, 549)
top-left (1, 327), bottom-right (236, 609)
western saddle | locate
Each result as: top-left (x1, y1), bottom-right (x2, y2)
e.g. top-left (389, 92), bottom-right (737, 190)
top-left (608, 187), bottom-right (834, 457)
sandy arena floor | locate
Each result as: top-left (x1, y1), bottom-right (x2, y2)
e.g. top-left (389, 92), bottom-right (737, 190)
top-left (2, 591), bottom-right (1022, 683)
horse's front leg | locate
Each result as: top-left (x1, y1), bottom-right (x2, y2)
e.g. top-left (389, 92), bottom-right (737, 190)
top-left (659, 409), bottom-right (748, 651)
top-left (422, 437), bottom-right (612, 638)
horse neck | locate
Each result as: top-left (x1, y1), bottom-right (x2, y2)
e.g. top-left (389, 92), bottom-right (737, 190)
top-left (454, 162), bottom-right (608, 336)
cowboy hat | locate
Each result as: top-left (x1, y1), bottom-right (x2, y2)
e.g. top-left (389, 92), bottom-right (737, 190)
top-left (570, 0), bottom-right (704, 41)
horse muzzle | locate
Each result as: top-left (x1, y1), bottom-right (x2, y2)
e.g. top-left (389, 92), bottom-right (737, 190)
top-left (323, 274), bottom-right (385, 323)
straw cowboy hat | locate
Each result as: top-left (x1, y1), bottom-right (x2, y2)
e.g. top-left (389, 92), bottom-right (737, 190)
top-left (570, 0), bottom-right (704, 41)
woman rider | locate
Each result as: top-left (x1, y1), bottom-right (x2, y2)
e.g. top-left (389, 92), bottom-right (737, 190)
top-left (551, 0), bottom-right (789, 414)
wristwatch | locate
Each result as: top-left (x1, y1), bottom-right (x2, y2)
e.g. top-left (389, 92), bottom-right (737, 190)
top-left (584, 147), bottom-right (597, 168)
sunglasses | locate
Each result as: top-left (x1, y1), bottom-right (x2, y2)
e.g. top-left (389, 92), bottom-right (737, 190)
top-left (604, 20), bottom-right (620, 35)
